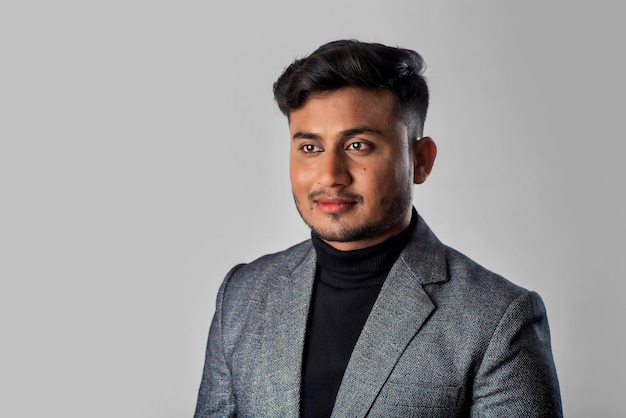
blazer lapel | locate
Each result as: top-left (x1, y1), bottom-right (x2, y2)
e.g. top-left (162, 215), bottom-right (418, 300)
top-left (257, 245), bottom-right (316, 415)
top-left (331, 215), bottom-right (448, 417)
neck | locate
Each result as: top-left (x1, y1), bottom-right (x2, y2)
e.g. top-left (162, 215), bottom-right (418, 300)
top-left (311, 208), bottom-right (417, 287)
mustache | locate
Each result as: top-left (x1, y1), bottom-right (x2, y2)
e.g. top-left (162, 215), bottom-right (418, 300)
top-left (308, 189), bottom-right (364, 204)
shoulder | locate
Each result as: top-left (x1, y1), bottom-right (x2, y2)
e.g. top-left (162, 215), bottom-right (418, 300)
top-left (429, 244), bottom-right (546, 339)
top-left (404, 214), bottom-right (539, 328)
top-left (212, 239), bottom-right (314, 350)
top-left (404, 214), bottom-right (530, 307)
top-left (444, 245), bottom-right (527, 301)
top-left (218, 239), bottom-right (313, 300)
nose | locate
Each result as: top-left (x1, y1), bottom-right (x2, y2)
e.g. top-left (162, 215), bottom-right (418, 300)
top-left (317, 150), bottom-right (351, 187)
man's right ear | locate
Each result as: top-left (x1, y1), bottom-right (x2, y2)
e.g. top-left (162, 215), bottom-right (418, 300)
top-left (412, 137), bottom-right (437, 184)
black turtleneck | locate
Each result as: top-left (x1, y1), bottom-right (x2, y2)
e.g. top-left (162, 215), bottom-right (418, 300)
top-left (301, 210), bottom-right (418, 418)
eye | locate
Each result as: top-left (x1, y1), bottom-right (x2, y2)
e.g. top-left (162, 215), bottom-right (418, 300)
top-left (346, 142), bottom-right (371, 152)
top-left (300, 143), bottom-right (322, 153)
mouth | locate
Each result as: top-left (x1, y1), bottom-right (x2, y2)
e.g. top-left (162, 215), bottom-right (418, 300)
top-left (314, 198), bottom-right (357, 214)
top-left (307, 190), bottom-right (363, 215)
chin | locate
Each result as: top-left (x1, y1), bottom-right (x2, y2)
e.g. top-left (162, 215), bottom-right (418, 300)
top-left (310, 222), bottom-right (377, 243)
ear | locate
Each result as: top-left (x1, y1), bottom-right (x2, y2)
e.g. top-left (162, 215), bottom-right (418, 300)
top-left (412, 137), bottom-right (437, 184)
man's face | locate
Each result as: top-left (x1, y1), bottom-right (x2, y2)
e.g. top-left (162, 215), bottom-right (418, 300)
top-left (289, 87), bottom-right (418, 251)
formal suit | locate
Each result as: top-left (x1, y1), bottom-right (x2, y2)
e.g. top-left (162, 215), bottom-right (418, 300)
top-left (194, 215), bottom-right (562, 417)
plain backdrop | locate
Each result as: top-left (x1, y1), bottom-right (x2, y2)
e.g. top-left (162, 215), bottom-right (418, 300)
top-left (1, 1), bottom-right (624, 417)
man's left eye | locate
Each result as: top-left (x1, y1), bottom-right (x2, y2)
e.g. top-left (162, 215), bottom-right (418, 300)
top-left (347, 142), bottom-right (369, 151)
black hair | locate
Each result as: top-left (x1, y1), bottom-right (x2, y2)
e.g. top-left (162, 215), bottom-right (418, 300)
top-left (273, 39), bottom-right (429, 139)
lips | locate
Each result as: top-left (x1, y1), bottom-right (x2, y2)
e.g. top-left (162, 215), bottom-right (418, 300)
top-left (315, 198), bottom-right (357, 214)
top-left (307, 190), bottom-right (363, 214)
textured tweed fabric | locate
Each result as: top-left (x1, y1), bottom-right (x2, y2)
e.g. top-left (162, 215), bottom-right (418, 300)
top-left (194, 214), bottom-right (562, 417)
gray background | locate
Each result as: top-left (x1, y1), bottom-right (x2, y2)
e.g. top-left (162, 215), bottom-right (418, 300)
top-left (1, 1), bottom-right (624, 417)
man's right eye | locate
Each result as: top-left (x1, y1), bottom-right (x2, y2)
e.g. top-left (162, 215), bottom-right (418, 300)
top-left (301, 144), bottom-right (322, 153)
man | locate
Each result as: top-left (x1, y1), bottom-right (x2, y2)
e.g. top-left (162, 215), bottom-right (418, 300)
top-left (194, 40), bottom-right (562, 417)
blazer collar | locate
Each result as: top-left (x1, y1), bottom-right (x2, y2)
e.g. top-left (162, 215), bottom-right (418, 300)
top-left (398, 213), bottom-right (448, 285)
top-left (331, 214), bottom-right (449, 417)
top-left (257, 242), bottom-right (316, 415)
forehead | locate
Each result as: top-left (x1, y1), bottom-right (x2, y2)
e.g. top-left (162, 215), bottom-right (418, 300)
top-left (289, 87), bottom-right (401, 131)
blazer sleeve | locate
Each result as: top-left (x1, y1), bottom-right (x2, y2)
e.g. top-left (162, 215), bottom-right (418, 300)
top-left (470, 291), bottom-right (563, 417)
top-left (193, 266), bottom-right (242, 418)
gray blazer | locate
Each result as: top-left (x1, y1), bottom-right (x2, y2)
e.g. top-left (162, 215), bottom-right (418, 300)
top-left (195, 215), bottom-right (562, 417)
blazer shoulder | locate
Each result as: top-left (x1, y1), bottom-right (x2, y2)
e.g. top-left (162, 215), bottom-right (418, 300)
top-left (403, 215), bottom-right (528, 304)
top-left (220, 239), bottom-right (313, 299)
top-left (213, 239), bottom-right (315, 354)
top-left (428, 247), bottom-right (545, 337)
top-left (444, 245), bottom-right (528, 299)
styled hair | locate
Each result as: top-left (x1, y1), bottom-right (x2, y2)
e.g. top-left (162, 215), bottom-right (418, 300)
top-left (273, 39), bottom-right (429, 139)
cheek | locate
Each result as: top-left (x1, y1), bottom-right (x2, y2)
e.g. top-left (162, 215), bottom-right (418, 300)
top-left (361, 166), bottom-right (392, 198)
top-left (290, 161), bottom-right (311, 193)
top-left (367, 154), bottom-right (412, 199)
top-left (392, 150), bottom-right (413, 183)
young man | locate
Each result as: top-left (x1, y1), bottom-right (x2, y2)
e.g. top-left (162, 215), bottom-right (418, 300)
top-left (194, 40), bottom-right (562, 417)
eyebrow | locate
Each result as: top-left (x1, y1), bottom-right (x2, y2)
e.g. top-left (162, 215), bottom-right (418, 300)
top-left (292, 131), bottom-right (321, 141)
top-left (292, 127), bottom-right (383, 141)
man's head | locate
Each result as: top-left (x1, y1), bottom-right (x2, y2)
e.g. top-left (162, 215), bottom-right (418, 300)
top-left (273, 39), bottom-right (429, 141)
top-left (274, 40), bottom-right (436, 251)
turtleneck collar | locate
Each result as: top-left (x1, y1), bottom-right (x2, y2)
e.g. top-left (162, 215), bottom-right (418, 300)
top-left (311, 208), bottom-right (418, 289)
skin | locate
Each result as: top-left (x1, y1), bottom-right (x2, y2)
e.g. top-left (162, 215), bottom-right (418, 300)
top-left (289, 87), bottom-right (437, 251)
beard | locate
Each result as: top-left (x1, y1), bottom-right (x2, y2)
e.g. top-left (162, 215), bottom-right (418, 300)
top-left (293, 181), bottom-right (413, 243)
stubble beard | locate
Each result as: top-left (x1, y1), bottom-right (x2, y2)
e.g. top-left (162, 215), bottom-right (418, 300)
top-left (293, 182), bottom-right (413, 243)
